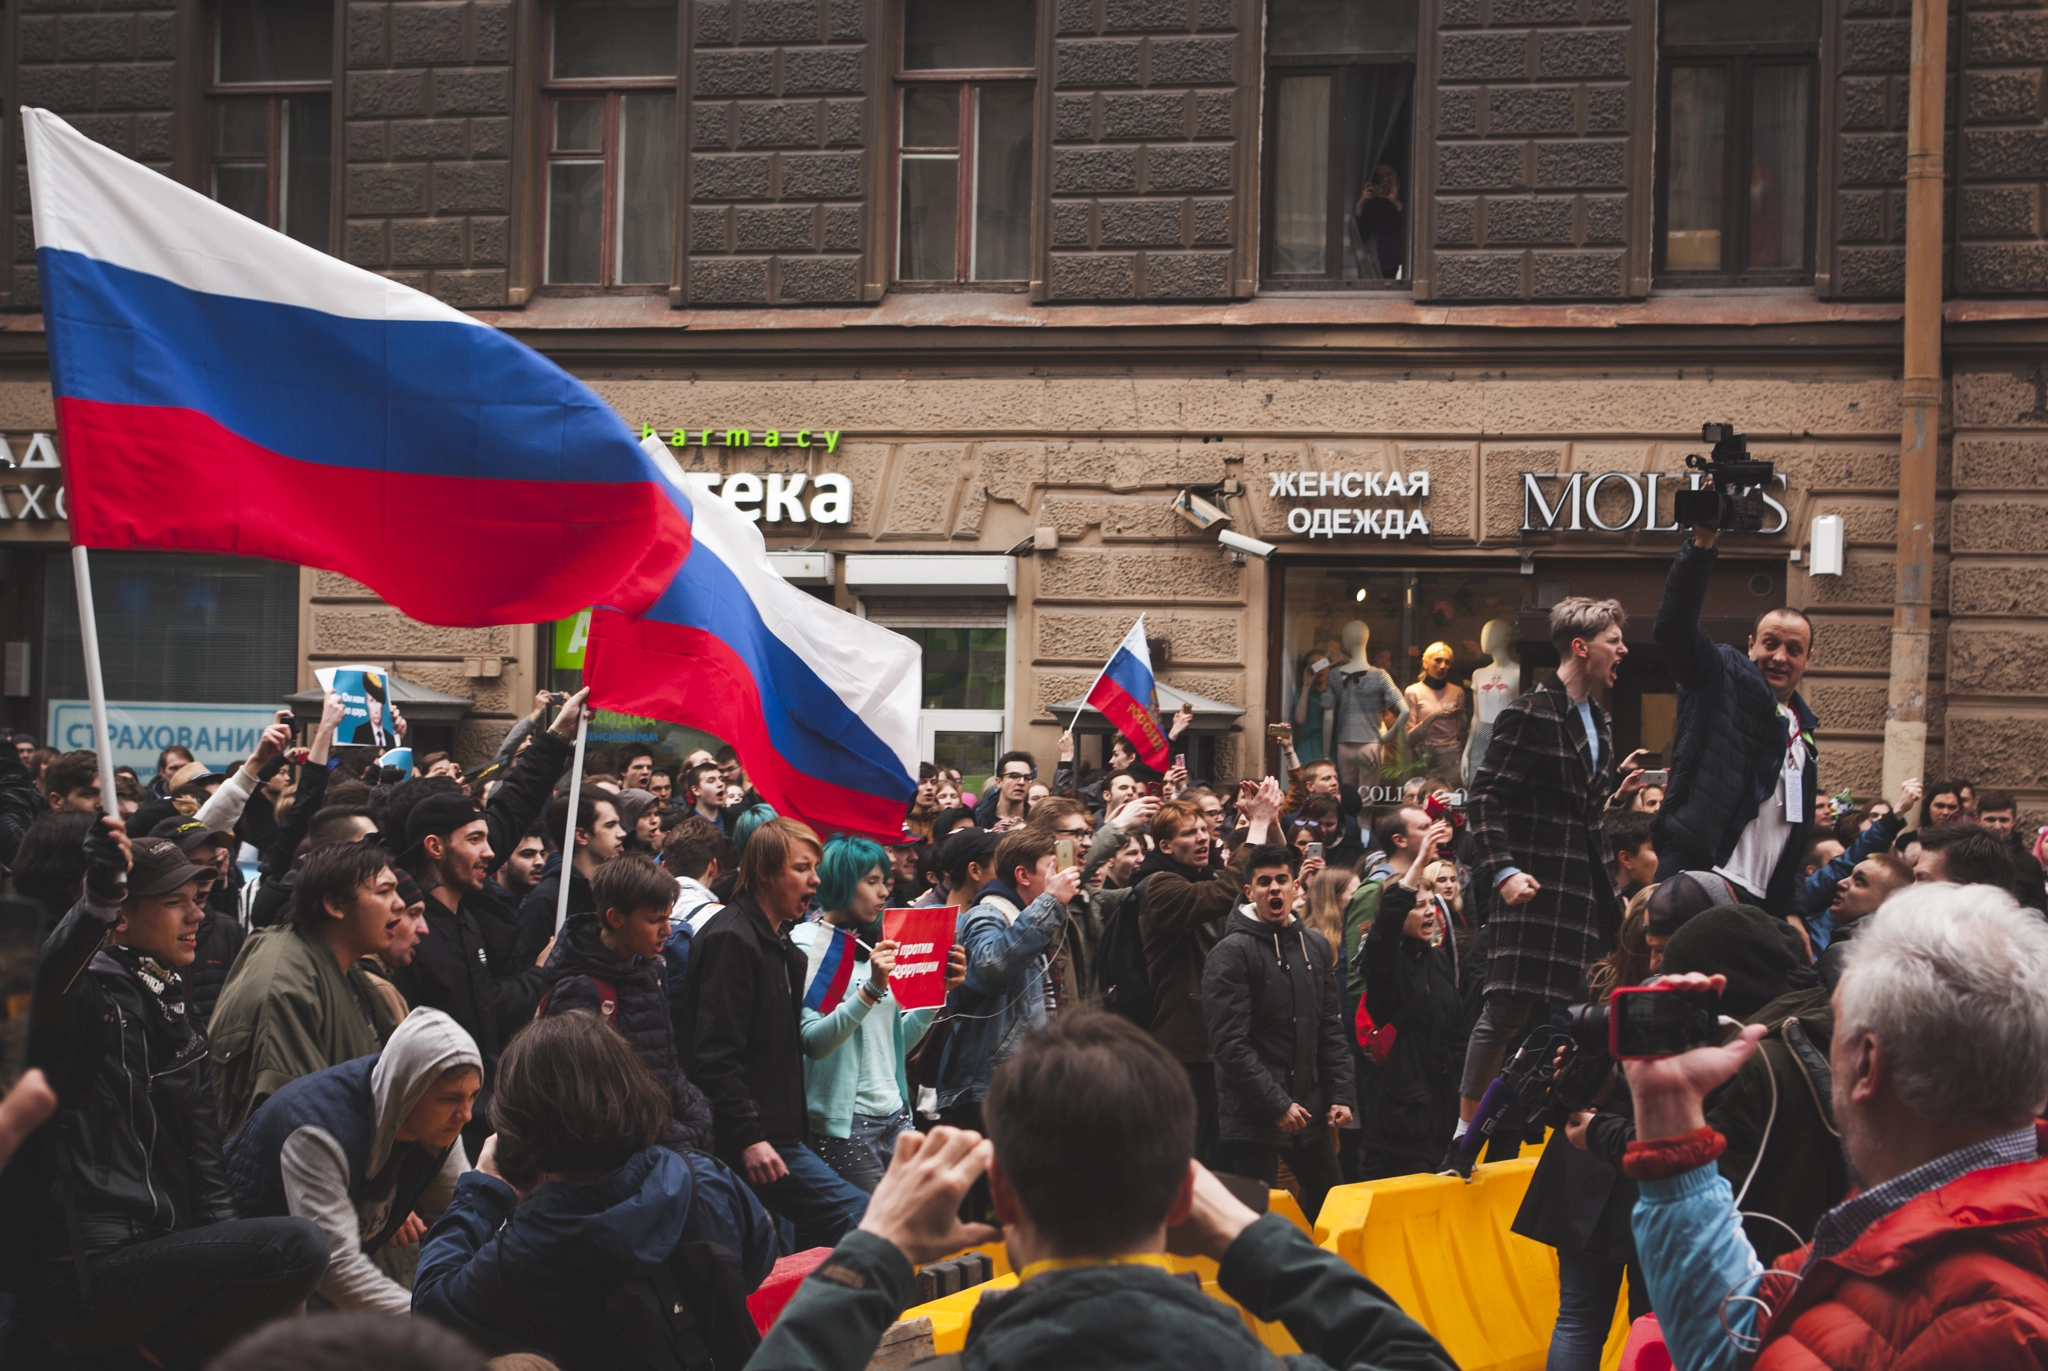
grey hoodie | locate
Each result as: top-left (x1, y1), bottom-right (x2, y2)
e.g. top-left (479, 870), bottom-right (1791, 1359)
top-left (278, 1007), bottom-right (480, 1312)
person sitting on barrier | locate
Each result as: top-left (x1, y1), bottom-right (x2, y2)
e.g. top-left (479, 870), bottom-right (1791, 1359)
top-left (1626, 883), bottom-right (2048, 1371)
top-left (742, 1010), bottom-right (1460, 1371)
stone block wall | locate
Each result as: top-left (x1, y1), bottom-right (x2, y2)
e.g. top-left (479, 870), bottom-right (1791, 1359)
top-left (10, 0), bottom-right (178, 309)
top-left (342, 0), bottom-right (517, 308)
top-left (1956, 0), bottom-right (2048, 295)
top-left (1945, 362), bottom-right (2048, 828)
top-left (1826, 0), bottom-right (1916, 297)
top-left (684, 0), bottom-right (869, 305)
top-left (1422, 0), bottom-right (1643, 301)
top-left (1045, 0), bottom-right (1242, 301)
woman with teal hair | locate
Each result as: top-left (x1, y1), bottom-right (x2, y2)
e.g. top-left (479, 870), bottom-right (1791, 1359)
top-left (730, 803), bottom-right (777, 852)
top-left (787, 836), bottom-right (965, 1190)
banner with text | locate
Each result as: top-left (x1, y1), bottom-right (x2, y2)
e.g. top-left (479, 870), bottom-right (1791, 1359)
top-left (882, 906), bottom-right (957, 1011)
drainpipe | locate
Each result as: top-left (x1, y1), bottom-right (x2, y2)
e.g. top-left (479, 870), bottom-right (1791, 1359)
top-left (1883, 0), bottom-right (1949, 814)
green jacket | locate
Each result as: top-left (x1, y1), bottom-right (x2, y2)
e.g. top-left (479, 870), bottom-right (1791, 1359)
top-left (209, 923), bottom-right (399, 1135)
top-left (745, 1213), bottom-right (1458, 1371)
top-left (1341, 879), bottom-right (1387, 1005)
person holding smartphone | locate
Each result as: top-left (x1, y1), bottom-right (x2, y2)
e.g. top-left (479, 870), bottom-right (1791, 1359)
top-left (1356, 820), bottom-right (1463, 1179)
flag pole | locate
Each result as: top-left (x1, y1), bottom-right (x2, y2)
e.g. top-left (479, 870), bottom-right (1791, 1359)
top-left (1065, 613), bottom-right (1143, 741)
top-left (554, 706), bottom-right (589, 934)
top-left (69, 547), bottom-right (120, 822)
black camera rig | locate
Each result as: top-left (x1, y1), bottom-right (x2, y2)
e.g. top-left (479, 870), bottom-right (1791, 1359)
top-left (1672, 422), bottom-right (1776, 534)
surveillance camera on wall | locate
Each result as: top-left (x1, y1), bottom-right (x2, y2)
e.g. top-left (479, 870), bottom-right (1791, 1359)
top-left (1218, 529), bottom-right (1276, 560)
top-left (1173, 490), bottom-right (1232, 532)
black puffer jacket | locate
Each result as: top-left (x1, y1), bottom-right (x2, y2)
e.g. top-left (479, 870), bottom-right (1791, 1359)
top-left (1201, 910), bottom-right (1354, 1148)
top-left (1652, 539), bottom-right (1819, 911)
top-left (25, 891), bottom-right (241, 1260)
top-left (188, 891), bottom-right (247, 1027)
top-left (538, 913), bottom-right (715, 1153)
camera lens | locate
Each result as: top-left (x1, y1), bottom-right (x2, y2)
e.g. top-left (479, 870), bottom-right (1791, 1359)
top-left (1564, 1002), bottom-right (1609, 1053)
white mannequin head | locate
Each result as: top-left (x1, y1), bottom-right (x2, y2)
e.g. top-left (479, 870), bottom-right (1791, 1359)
top-left (1342, 620), bottom-right (1371, 666)
top-left (1480, 619), bottom-right (1517, 664)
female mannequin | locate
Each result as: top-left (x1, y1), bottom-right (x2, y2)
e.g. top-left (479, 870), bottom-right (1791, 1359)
top-left (1461, 619), bottom-right (1521, 785)
top-left (1331, 620), bottom-right (1407, 787)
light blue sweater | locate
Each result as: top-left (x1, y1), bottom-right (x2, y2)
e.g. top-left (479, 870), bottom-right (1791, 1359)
top-left (788, 921), bottom-right (936, 1140)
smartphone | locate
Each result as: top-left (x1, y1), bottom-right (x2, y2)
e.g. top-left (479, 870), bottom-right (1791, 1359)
top-left (1635, 752), bottom-right (1663, 768)
top-left (1303, 841), bottom-right (1324, 861)
top-left (1144, 781), bottom-right (1163, 798)
top-left (1638, 769), bottom-right (1670, 787)
top-left (1174, 752), bottom-right (1186, 771)
top-left (1055, 838), bottom-right (1077, 871)
top-left (1266, 723), bottom-right (1290, 740)
top-left (1310, 656), bottom-right (1331, 673)
top-left (1609, 985), bottom-right (1721, 1060)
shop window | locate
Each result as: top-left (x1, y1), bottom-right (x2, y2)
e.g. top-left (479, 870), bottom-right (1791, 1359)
top-left (880, 618), bottom-right (1007, 791)
top-left (208, 0), bottom-right (334, 252)
top-left (43, 553), bottom-right (299, 705)
top-left (1655, 0), bottom-right (1818, 283)
top-left (895, 0), bottom-right (1037, 285)
top-left (1277, 565), bottom-right (1524, 792)
top-left (1261, 0), bottom-right (1415, 288)
top-left (544, 0), bottom-right (678, 287)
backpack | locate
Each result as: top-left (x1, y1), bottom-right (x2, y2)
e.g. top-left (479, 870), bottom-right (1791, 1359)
top-left (1094, 878), bottom-right (1155, 1027)
top-left (604, 1238), bottom-right (762, 1371)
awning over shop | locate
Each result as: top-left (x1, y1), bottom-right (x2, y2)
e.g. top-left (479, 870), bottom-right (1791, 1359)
top-left (284, 671), bottom-right (475, 727)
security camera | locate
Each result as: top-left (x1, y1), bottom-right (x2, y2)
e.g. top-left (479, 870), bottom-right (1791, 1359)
top-left (1218, 529), bottom-right (1276, 560)
top-left (1173, 489), bottom-right (1232, 532)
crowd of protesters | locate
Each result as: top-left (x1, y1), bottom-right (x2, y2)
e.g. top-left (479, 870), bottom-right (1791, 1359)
top-left (2, 526), bottom-right (2048, 1368)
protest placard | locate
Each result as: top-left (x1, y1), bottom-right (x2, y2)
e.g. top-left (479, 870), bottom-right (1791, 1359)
top-left (882, 906), bottom-right (956, 1011)
top-left (314, 665), bottom-right (397, 747)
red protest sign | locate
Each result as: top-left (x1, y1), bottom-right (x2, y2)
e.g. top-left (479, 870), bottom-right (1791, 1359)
top-left (882, 906), bottom-right (956, 1011)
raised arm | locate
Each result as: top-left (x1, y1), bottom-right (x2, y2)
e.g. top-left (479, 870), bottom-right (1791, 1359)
top-left (1653, 536), bottom-right (1723, 688)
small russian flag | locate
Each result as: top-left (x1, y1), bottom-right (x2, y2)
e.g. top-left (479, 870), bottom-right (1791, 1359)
top-left (800, 924), bottom-right (859, 1014)
top-left (1084, 617), bottom-right (1171, 773)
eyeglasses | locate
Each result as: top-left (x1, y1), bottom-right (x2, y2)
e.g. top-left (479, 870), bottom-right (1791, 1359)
top-left (1001, 770), bottom-right (1033, 781)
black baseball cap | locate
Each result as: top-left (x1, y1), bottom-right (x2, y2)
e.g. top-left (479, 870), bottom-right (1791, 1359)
top-left (404, 791), bottom-right (485, 852)
top-left (150, 816), bottom-right (234, 854)
top-left (128, 837), bottom-right (207, 897)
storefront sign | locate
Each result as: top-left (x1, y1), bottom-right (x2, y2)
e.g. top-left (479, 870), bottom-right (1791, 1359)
top-left (1, 432), bottom-right (65, 522)
top-left (639, 425), bottom-right (843, 453)
top-left (1521, 471), bottom-right (1789, 535)
top-left (1270, 469), bottom-right (1434, 540)
top-left (48, 700), bottom-right (284, 780)
top-left (679, 471), bottom-right (853, 525)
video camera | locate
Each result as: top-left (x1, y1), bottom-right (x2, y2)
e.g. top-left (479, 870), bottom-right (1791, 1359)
top-left (1446, 987), bottom-right (1722, 1177)
top-left (1672, 423), bottom-right (1776, 533)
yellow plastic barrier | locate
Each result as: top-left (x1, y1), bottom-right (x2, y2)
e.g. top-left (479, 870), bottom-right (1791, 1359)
top-left (896, 1164), bottom-right (1629, 1368)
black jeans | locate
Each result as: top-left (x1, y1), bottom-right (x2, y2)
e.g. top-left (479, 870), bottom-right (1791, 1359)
top-left (1185, 1063), bottom-right (1222, 1170)
top-left (1227, 1132), bottom-right (1345, 1225)
top-left (40, 1218), bottom-right (327, 1369)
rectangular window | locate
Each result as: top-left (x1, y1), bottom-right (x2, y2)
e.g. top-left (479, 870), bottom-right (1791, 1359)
top-left (208, 0), bottom-right (334, 252)
top-left (1261, 0), bottom-right (1416, 288)
top-left (1656, 0), bottom-right (1818, 282)
top-left (896, 0), bottom-right (1037, 285)
top-left (544, 0), bottom-right (678, 287)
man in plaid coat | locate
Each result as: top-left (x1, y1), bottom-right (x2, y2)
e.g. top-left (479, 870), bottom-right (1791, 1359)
top-left (1455, 597), bottom-right (1629, 1128)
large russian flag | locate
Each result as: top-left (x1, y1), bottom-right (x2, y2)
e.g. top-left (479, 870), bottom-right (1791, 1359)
top-left (24, 107), bottom-right (690, 627)
top-left (585, 439), bottom-right (920, 841)
top-left (1084, 617), bottom-right (1170, 771)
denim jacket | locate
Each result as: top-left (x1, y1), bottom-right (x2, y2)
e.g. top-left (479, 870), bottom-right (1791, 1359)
top-left (934, 880), bottom-right (1068, 1111)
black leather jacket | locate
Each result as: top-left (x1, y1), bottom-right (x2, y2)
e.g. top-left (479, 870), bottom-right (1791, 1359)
top-left (29, 891), bottom-right (238, 1261)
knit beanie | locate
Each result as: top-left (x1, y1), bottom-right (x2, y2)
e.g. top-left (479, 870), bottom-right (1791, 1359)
top-left (1658, 903), bottom-right (1803, 1019)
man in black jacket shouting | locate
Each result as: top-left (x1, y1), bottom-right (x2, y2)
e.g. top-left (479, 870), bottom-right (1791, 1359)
top-left (1652, 525), bottom-right (1820, 912)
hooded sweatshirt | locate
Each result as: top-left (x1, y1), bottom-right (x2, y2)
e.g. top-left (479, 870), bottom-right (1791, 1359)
top-left (412, 1144), bottom-right (778, 1370)
top-left (225, 1008), bottom-right (481, 1313)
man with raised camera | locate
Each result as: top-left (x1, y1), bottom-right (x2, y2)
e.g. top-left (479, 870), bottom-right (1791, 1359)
top-left (1652, 483), bottom-right (1820, 913)
top-left (1625, 883), bottom-right (2048, 1370)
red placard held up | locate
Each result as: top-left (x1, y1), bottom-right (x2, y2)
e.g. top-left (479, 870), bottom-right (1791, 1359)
top-left (882, 906), bottom-right (956, 1011)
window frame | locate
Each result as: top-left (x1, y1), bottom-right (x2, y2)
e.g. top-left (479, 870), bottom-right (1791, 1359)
top-left (891, 10), bottom-right (1037, 290)
top-left (538, 3), bottom-right (679, 294)
top-left (204, 2), bottom-right (337, 251)
top-left (1653, 41), bottom-right (1820, 286)
top-left (1259, 54), bottom-right (1416, 291)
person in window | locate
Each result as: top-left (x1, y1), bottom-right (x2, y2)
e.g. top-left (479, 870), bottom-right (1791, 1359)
top-left (1354, 162), bottom-right (1406, 280)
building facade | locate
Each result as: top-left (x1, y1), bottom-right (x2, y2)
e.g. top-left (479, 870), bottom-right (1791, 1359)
top-left (0, 0), bottom-right (2043, 823)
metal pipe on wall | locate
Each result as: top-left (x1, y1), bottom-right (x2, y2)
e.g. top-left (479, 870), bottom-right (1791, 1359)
top-left (1883, 0), bottom-right (1950, 816)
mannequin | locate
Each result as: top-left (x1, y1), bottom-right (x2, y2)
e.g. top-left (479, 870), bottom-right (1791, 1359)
top-left (1461, 619), bottom-right (1521, 786)
top-left (1404, 641), bottom-right (1470, 785)
top-left (1331, 620), bottom-right (1407, 787)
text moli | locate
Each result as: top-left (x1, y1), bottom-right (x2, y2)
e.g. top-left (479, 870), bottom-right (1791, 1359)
top-left (1521, 471), bottom-right (1790, 535)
